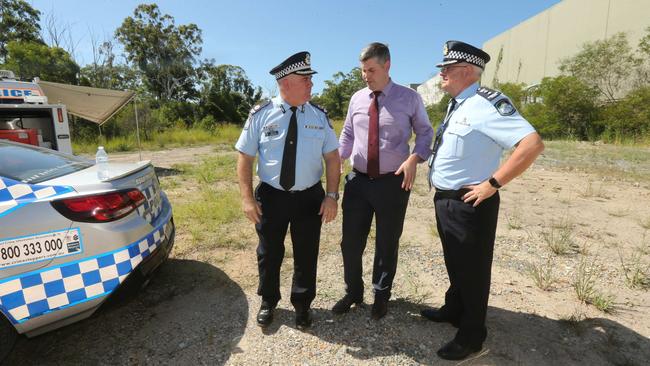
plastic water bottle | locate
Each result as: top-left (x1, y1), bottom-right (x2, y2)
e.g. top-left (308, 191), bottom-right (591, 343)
top-left (96, 146), bottom-right (109, 180)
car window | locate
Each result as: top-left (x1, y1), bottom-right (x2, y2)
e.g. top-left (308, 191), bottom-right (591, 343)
top-left (0, 141), bottom-right (92, 183)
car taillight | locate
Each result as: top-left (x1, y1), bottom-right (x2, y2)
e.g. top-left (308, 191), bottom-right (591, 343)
top-left (51, 189), bottom-right (146, 223)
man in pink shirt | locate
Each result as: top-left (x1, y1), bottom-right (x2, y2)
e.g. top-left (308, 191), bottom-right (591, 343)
top-left (333, 42), bottom-right (434, 319)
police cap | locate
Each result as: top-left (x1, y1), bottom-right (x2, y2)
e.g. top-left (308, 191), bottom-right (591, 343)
top-left (436, 41), bottom-right (491, 69)
top-left (270, 51), bottom-right (317, 80)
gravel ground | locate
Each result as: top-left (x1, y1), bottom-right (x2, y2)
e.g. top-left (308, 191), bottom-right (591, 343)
top-left (6, 145), bottom-right (650, 365)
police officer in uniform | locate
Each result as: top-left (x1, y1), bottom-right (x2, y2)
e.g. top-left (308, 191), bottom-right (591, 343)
top-left (236, 51), bottom-right (341, 330)
top-left (421, 41), bottom-right (544, 360)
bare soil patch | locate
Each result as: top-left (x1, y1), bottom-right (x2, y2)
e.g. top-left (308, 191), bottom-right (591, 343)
top-left (7, 143), bottom-right (650, 365)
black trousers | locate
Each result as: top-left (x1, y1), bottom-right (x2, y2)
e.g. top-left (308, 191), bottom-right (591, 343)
top-left (255, 182), bottom-right (324, 309)
top-left (340, 170), bottom-right (410, 301)
top-left (434, 189), bottom-right (500, 348)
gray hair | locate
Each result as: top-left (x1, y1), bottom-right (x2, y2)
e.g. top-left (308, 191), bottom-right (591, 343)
top-left (471, 64), bottom-right (483, 79)
top-left (359, 42), bottom-right (391, 64)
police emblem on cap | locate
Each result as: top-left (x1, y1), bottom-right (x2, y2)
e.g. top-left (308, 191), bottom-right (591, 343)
top-left (436, 40), bottom-right (491, 70)
top-left (269, 51), bottom-right (318, 80)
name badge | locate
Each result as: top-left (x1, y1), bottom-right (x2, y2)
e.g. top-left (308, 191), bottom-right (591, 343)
top-left (304, 124), bottom-right (323, 130)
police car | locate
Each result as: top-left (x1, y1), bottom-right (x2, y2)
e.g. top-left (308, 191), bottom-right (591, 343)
top-left (0, 140), bottom-right (175, 358)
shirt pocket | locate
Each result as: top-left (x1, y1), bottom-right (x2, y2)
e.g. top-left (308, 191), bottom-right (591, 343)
top-left (300, 127), bottom-right (325, 155)
top-left (445, 123), bottom-right (473, 158)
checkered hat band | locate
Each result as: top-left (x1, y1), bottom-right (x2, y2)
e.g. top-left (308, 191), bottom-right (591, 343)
top-left (0, 216), bottom-right (172, 324)
top-left (446, 50), bottom-right (485, 68)
top-left (274, 61), bottom-right (311, 79)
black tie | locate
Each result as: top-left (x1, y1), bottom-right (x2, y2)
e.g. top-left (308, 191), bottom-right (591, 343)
top-left (280, 106), bottom-right (298, 191)
top-left (430, 98), bottom-right (457, 163)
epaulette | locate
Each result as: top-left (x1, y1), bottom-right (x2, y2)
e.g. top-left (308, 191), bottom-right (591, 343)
top-left (309, 102), bottom-right (329, 116)
top-left (309, 102), bottom-right (333, 128)
top-left (476, 87), bottom-right (502, 101)
top-left (248, 100), bottom-right (272, 117)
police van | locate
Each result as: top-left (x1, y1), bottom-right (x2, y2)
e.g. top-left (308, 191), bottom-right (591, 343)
top-left (0, 70), bottom-right (73, 154)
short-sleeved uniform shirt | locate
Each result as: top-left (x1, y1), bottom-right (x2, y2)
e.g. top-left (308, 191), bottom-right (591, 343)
top-left (430, 83), bottom-right (536, 190)
top-left (236, 96), bottom-right (339, 191)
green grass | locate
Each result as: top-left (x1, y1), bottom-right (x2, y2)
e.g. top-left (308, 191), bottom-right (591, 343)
top-left (539, 140), bottom-right (650, 182)
top-left (173, 187), bottom-right (241, 243)
top-left (173, 155), bottom-right (238, 184)
top-left (72, 125), bottom-right (242, 154)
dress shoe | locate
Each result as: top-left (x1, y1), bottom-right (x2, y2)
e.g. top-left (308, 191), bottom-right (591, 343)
top-left (436, 340), bottom-right (481, 360)
top-left (295, 308), bottom-right (312, 330)
top-left (420, 307), bottom-right (460, 328)
top-left (332, 295), bottom-right (363, 314)
top-left (371, 299), bottom-right (388, 320)
top-left (256, 301), bottom-right (274, 327)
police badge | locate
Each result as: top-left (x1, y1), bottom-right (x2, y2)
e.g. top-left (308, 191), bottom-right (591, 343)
top-left (305, 53), bottom-right (311, 66)
top-left (443, 43), bottom-right (449, 56)
top-left (495, 99), bottom-right (516, 116)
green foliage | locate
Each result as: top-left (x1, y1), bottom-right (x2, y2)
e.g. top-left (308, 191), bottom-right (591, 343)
top-left (0, 0), bottom-right (43, 62)
top-left (522, 76), bottom-right (599, 140)
top-left (597, 86), bottom-right (650, 142)
top-left (495, 82), bottom-right (526, 109)
top-left (559, 32), bottom-right (639, 102)
top-left (198, 64), bottom-right (262, 124)
top-left (150, 100), bottom-right (196, 130)
top-left (78, 41), bottom-right (138, 90)
top-left (312, 67), bottom-right (365, 119)
top-left (3, 41), bottom-right (79, 83)
top-left (115, 4), bottom-right (202, 102)
top-left (426, 94), bottom-right (451, 128)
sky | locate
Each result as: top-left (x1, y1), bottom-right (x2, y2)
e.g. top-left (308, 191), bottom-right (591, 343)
top-left (30, 0), bottom-right (562, 95)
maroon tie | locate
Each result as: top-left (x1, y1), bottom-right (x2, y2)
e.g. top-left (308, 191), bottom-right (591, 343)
top-left (367, 91), bottom-right (381, 178)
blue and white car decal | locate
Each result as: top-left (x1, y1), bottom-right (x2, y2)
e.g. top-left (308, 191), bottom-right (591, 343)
top-left (0, 219), bottom-right (173, 324)
top-left (0, 177), bottom-right (74, 218)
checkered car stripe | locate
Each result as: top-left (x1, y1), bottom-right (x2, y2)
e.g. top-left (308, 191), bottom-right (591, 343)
top-left (0, 177), bottom-right (73, 218)
top-left (0, 219), bottom-right (173, 324)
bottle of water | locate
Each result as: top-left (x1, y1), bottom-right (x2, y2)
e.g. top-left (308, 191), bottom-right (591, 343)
top-left (96, 146), bottom-right (109, 180)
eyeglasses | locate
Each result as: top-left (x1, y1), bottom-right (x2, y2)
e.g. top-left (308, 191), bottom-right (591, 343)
top-left (440, 65), bottom-right (469, 73)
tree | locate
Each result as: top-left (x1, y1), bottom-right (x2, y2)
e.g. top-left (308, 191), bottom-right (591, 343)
top-left (115, 4), bottom-right (202, 102)
top-left (3, 41), bottom-right (79, 83)
top-left (312, 68), bottom-right (366, 119)
top-left (79, 40), bottom-right (138, 90)
top-left (635, 26), bottom-right (650, 88)
top-left (0, 0), bottom-right (43, 62)
top-left (199, 63), bottom-right (262, 124)
top-left (559, 32), bottom-right (639, 102)
top-left (522, 76), bottom-right (599, 139)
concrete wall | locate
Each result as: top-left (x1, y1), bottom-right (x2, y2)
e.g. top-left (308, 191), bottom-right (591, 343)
top-left (416, 74), bottom-right (444, 106)
top-left (482, 0), bottom-right (650, 88)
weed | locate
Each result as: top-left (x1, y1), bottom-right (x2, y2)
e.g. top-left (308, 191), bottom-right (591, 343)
top-left (573, 259), bottom-right (597, 303)
top-left (505, 207), bottom-right (523, 230)
top-left (528, 259), bottom-right (556, 291)
top-left (578, 181), bottom-right (610, 199)
top-left (619, 251), bottom-right (650, 289)
top-left (639, 216), bottom-right (650, 230)
top-left (541, 217), bottom-right (576, 255)
top-left (590, 292), bottom-right (616, 313)
top-left (430, 224), bottom-right (439, 239)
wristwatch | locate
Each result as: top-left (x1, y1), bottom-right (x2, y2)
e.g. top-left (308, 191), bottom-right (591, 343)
top-left (326, 192), bottom-right (340, 201)
top-left (488, 177), bottom-right (502, 189)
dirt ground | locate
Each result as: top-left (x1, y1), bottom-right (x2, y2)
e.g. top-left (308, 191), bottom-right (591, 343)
top-left (6, 144), bottom-right (650, 365)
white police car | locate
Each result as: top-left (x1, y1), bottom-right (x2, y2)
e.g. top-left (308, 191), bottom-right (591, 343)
top-left (0, 140), bottom-right (175, 358)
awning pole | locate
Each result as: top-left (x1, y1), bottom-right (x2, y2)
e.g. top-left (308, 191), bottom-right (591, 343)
top-left (134, 98), bottom-right (142, 161)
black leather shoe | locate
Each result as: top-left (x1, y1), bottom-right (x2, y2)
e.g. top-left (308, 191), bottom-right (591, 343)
top-left (332, 295), bottom-right (363, 314)
top-left (371, 299), bottom-right (388, 320)
top-left (436, 340), bottom-right (481, 360)
top-left (295, 309), bottom-right (312, 330)
top-left (256, 302), bottom-right (274, 327)
top-left (420, 307), bottom-right (460, 328)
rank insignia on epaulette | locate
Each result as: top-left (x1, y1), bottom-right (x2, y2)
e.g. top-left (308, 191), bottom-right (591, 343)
top-left (495, 99), bottom-right (516, 116)
top-left (477, 87), bottom-right (501, 101)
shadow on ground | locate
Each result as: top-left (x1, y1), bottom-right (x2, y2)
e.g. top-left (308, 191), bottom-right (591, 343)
top-left (274, 299), bottom-right (650, 365)
top-left (5, 259), bottom-right (247, 365)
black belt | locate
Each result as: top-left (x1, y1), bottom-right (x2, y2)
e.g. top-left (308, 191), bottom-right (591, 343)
top-left (352, 168), bottom-right (397, 179)
top-left (434, 188), bottom-right (470, 200)
top-left (262, 181), bottom-right (321, 194)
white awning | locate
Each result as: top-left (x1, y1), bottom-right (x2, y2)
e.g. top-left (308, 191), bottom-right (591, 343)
top-left (37, 81), bottom-right (135, 125)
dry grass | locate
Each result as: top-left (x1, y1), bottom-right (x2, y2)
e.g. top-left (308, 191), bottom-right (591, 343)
top-left (528, 259), bottom-right (556, 291)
